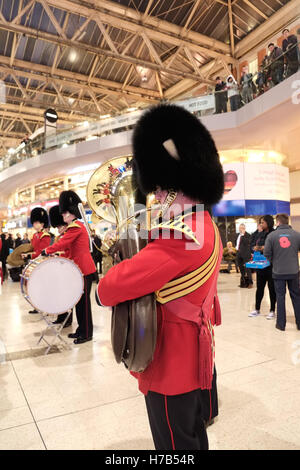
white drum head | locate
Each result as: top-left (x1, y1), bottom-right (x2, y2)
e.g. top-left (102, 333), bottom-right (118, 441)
top-left (27, 257), bottom-right (84, 314)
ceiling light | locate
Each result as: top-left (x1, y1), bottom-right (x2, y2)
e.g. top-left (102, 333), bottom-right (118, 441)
top-left (69, 50), bottom-right (78, 62)
top-left (100, 114), bottom-right (111, 119)
top-left (127, 107), bottom-right (137, 112)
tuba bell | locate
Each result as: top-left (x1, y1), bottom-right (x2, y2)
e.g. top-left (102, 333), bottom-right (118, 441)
top-left (86, 156), bottom-right (157, 373)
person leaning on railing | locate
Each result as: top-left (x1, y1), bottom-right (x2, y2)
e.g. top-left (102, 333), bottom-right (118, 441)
top-left (282, 29), bottom-right (299, 78)
top-left (226, 75), bottom-right (241, 111)
top-left (240, 65), bottom-right (254, 104)
top-left (268, 43), bottom-right (284, 86)
top-left (214, 77), bottom-right (228, 114)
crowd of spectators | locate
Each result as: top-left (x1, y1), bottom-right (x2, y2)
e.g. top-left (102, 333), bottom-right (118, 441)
top-left (214, 29), bottom-right (299, 113)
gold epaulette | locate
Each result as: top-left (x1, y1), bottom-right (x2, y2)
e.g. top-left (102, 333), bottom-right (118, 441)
top-left (66, 221), bottom-right (81, 230)
top-left (151, 212), bottom-right (200, 245)
top-left (41, 230), bottom-right (50, 239)
top-left (156, 221), bottom-right (220, 304)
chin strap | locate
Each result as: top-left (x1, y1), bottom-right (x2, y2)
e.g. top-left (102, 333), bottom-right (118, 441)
top-left (159, 190), bottom-right (177, 218)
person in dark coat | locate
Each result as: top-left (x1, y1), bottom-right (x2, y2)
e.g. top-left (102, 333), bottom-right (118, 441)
top-left (22, 233), bottom-right (30, 244)
top-left (249, 215), bottom-right (276, 319)
top-left (264, 213), bottom-right (300, 331)
top-left (268, 43), bottom-right (284, 85)
top-left (8, 234), bottom-right (14, 250)
top-left (92, 231), bottom-right (102, 275)
top-left (0, 233), bottom-right (10, 280)
top-left (214, 77), bottom-right (228, 114)
top-left (250, 218), bottom-right (263, 253)
top-left (236, 224), bottom-right (253, 288)
top-left (282, 29), bottom-right (299, 78)
top-left (14, 233), bottom-right (22, 248)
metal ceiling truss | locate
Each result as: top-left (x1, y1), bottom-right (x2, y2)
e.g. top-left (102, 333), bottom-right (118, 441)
top-left (0, 0), bottom-right (293, 155)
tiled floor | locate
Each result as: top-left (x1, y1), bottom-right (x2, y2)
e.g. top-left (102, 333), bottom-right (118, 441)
top-left (1, 272), bottom-right (300, 450)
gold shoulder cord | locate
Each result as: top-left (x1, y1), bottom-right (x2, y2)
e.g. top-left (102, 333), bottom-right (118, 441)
top-left (156, 220), bottom-right (220, 304)
top-left (66, 221), bottom-right (81, 230)
top-left (41, 230), bottom-right (51, 239)
top-left (151, 211), bottom-right (200, 246)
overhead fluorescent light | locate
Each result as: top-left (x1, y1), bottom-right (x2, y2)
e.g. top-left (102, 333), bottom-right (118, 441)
top-left (100, 114), bottom-right (111, 119)
top-left (69, 50), bottom-right (78, 62)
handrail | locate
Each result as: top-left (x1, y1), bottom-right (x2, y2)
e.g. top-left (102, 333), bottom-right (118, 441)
top-left (1, 38), bottom-right (299, 172)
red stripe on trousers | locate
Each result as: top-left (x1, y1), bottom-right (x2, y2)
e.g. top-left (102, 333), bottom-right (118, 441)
top-left (164, 395), bottom-right (175, 450)
top-left (85, 277), bottom-right (88, 338)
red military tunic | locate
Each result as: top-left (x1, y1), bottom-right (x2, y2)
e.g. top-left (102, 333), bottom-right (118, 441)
top-left (97, 210), bottom-right (222, 396)
top-left (45, 220), bottom-right (95, 275)
top-left (31, 230), bottom-right (51, 259)
top-left (54, 233), bottom-right (71, 259)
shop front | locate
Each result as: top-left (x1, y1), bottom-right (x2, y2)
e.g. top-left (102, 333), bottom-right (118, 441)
top-left (212, 150), bottom-right (290, 246)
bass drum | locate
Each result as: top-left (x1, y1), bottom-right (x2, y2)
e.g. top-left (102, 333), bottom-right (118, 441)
top-left (21, 257), bottom-right (84, 314)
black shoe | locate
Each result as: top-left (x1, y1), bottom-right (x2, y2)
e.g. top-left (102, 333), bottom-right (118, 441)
top-left (28, 309), bottom-right (39, 314)
top-left (68, 332), bottom-right (79, 339)
top-left (73, 336), bottom-right (93, 345)
top-left (52, 319), bottom-right (64, 325)
top-left (276, 324), bottom-right (285, 331)
top-left (205, 418), bottom-right (215, 428)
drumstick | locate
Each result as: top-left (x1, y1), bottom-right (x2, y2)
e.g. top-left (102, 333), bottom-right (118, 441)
top-left (78, 202), bottom-right (93, 253)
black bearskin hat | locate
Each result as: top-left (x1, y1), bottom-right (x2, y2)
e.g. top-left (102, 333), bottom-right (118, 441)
top-left (132, 104), bottom-right (224, 204)
top-left (49, 205), bottom-right (66, 228)
top-left (30, 207), bottom-right (49, 228)
top-left (59, 190), bottom-right (81, 219)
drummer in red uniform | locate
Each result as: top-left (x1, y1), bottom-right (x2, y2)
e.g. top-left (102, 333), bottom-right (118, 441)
top-left (48, 204), bottom-right (73, 328)
top-left (42, 191), bottom-right (96, 344)
top-left (24, 207), bottom-right (51, 314)
top-left (96, 104), bottom-right (224, 450)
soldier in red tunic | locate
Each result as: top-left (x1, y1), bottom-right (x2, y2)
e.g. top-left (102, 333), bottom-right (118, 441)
top-left (42, 191), bottom-right (96, 344)
top-left (24, 207), bottom-right (51, 314)
top-left (96, 104), bottom-right (224, 450)
top-left (48, 204), bottom-right (73, 328)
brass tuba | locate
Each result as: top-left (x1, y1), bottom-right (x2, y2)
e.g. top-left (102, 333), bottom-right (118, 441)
top-left (86, 156), bottom-right (157, 373)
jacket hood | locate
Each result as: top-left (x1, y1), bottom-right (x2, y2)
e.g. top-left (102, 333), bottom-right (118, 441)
top-left (226, 74), bottom-right (237, 84)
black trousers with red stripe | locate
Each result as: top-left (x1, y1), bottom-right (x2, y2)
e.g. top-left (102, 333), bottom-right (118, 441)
top-left (75, 273), bottom-right (94, 338)
top-left (145, 388), bottom-right (209, 450)
top-left (200, 366), bottom-right (218, 423)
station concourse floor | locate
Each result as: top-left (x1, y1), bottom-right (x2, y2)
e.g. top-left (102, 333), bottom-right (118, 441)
top-left (1, 272), bottom-right (300, 450)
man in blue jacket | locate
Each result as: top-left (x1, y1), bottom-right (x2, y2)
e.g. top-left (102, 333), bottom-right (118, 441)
top-left (264, 213), bottom-right (300, 331)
